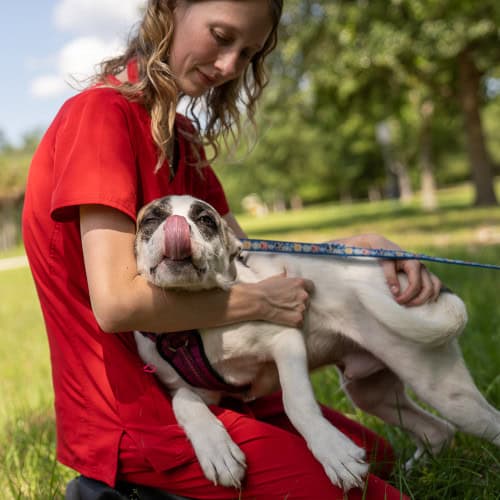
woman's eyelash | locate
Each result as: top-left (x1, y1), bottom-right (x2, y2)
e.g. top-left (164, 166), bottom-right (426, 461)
top-left (212, 29), bottom-right (230, 44)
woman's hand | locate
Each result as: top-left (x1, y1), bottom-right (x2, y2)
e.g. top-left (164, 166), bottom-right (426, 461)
top-left (334, 233), bottom-right (442, 307)
top-left (223, 212), bottom-right (314, 328)
top-left (249, 273), bottom-right (315, 328)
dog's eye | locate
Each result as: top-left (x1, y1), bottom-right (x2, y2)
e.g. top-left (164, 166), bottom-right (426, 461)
top-left (141, 207), bottom-right (166, 227)
top-left (138, 210), bottom-right (166, 242)
top-left (141, 216), bottom-right (158, 226)
top-left (198, 214), bottom-right (217, 228)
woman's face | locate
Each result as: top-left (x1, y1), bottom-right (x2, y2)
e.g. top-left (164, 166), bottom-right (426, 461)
top-left (169, 0), bottom-right (274, 97)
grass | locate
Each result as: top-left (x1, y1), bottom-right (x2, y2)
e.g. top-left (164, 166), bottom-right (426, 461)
top-left (310, 248), bottom-right (500, 499)
top-left (0, 243), bottom-right (26, 259)
top-left (0, 268), bottom-right (72, 499)
top-left (1, 183), bottom-right (499, 499)
top-left (237, 183), bottom-right (500, 251)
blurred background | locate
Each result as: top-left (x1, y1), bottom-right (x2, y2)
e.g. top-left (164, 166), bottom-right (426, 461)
top-left (0, 1), bottom-right (499, 498)
top-left (1, 0), bottom-right (500, 243)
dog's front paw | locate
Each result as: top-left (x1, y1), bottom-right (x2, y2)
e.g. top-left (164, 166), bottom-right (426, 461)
top-left (309, 423), bottom-right (369, 491)
top-left (189, 421), bottom-right (247, 488)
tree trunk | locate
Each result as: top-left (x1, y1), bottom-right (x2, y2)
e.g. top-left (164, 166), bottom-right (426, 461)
top-left (375, 122), bottom-right (400, 200)
top-left (273, 195), bottom-right (287, 212)
top-left (393, 160), bottom-right (413, 203)
top-left (0, 191), bottom-right (24, 251)
top-left (419, 100), bottom-right (438, 211)
top-left (290, 194), bottom-right (303, 211)
top-left (457, 48), bottom-right (498, 206)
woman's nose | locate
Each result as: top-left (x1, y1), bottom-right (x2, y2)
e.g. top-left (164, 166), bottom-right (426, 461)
top-left (214, 50), bottom-right (243, 80)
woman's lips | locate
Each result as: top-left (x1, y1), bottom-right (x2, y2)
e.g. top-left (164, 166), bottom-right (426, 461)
top-left (197, 69), bottom-right (217, 87)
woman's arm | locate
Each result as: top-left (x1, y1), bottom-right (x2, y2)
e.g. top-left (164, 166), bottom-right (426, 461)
top-left (80, 205), bottom-right (313, 333)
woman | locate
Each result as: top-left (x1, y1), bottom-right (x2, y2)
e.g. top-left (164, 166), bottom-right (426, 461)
top-left (23, 1), bottom-right (439, 498)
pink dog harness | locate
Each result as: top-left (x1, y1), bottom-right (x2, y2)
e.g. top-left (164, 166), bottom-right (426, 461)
top-left (140, 330), bottom-right (251, 394)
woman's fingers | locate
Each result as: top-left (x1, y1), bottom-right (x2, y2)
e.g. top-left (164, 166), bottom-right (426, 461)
top-left (393, 260), bottom-right (423, 305)
top-left (380, 259), bottom-right (402, 298)
top-left (257, 273), bottom-right (315, 327)
top-left (404, 265), bottom-right (433, 306)
top-left (383, 260), bottom-right (442, 307)
top-left (430, 273), bottom-right (443, 302)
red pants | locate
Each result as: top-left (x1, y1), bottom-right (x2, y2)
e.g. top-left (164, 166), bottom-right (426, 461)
top-left (118, 393), bottom-right (408, 499)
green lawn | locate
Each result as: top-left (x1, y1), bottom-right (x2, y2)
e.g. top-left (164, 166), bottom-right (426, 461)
top-left (1, 184), bottom-right (499, 499)
top-left (0, 267), bottom-right (68, 498)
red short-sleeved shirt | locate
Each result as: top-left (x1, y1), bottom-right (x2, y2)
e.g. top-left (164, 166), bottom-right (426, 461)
top-left (22, 69), bottom-right (230, 485)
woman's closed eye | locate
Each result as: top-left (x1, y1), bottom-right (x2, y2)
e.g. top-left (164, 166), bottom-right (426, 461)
top-left (211, 29), bottom-right (255, 61)
top-left (211, 29), bottom-right (232, 45)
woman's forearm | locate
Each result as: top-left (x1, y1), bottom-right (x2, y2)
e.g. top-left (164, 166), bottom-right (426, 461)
top-left (81, 204), bottom-right (311, 333)
top-left (81, 204), bottom-right (266, 333)
top-left (97, 274), bottom-right (262, 333)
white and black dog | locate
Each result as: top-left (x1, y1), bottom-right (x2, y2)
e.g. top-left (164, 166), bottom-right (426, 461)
top-left (134, 194), bottom-right (500, 491)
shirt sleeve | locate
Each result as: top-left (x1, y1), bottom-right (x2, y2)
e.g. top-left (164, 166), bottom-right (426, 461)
top-left (50, 88), bottom-right (139, 222)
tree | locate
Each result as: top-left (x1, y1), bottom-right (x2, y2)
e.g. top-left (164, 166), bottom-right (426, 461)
top-left (217, 1), bottom-right (500, 208)
top-left (0, 128), bottom-right (42, 195)
top-left (255, 0), bottom-right (500, 205)
top-left (457, 48), bottom-right (497, 205)
top-left (20, 129), bottom-right (43, 154)
top-left (305, 0), bottom-right (500, 205)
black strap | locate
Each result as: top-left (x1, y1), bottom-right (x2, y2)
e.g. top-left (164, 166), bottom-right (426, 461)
top-left (65, 476), bottom-right (192, 500)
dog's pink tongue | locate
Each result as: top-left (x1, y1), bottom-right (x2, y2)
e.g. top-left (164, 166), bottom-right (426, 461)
top-left (163, 215), bottom-right (191, 260)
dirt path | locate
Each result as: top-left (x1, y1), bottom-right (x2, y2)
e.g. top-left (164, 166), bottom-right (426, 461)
top-left (0, 255), bottom-right (28, 271)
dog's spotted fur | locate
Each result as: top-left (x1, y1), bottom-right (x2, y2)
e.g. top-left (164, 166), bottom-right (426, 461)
top-left (134, 194), bottom-right (500, 491)
top-left (136, 199), bottom-right (172, 243)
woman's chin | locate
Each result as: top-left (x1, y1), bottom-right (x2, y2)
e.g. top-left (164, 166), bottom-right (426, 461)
top-left (177, 73), bottom-right (213, 98)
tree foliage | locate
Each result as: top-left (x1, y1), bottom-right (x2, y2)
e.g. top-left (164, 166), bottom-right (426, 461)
top-left (0, 129), bottom-right (42, 196)
top-left (1, 2), bottom-right (500, 209)
top-left (218, 0), bottom-right (500, 212)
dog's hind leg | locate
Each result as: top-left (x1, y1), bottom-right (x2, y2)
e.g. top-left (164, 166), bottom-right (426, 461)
top-left (342, 367), bottom-right (456, 466)
top-left (171, 387), bottom-right (247, 488)
top-left (364, 334), bottom-right (500, 448)
top-left (393, 340), bottom-right (500, 447)
top-left (270, 329), bottom-right (369, 491)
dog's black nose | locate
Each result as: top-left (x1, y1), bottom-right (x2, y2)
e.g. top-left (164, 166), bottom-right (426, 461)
top-left (163, 215), bottom-right (192, 260)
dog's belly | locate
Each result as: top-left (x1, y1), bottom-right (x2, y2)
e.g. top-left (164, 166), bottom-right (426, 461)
top-left (305, 326), bottom-right (356, 369)
top-left (199, 315), bottom-right (384, 400)
top-left (305, 327), bottom-right (387, 381)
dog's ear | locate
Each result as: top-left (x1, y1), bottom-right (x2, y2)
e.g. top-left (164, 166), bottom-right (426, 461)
top-left (221, 219), bottom-right (242, 262)
top-left (217, 219), bottom-right (242, 286)
top-left (136, 200), bottom-right (153, 230)
top-left (134, 203), bottom-right (149, 258)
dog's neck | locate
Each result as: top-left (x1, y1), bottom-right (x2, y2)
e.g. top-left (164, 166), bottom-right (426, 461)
top-left (233, 253), bottom-right (276, 285)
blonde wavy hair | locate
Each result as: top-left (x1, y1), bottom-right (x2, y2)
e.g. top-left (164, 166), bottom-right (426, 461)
top-left (95, 0), bottom-right (283, 171)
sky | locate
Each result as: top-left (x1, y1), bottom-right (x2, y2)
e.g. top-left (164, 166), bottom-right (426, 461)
top-left (1, 0), bottom-right (147, 147)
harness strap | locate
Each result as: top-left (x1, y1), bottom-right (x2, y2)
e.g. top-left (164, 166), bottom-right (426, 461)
top-left (140, 330), bottom-right (251, 394)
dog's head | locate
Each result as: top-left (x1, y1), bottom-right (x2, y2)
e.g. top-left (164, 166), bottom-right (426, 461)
top-left (135, 195), bottom-right (242, 290)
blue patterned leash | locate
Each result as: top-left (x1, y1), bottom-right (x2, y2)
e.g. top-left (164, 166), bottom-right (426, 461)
top-left (240, 238), bottom-right (500, 270)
